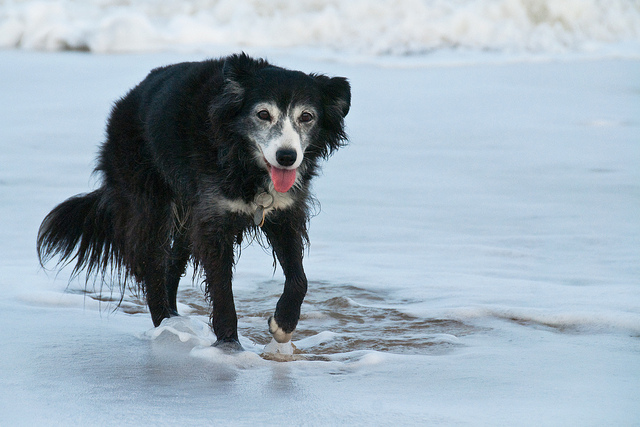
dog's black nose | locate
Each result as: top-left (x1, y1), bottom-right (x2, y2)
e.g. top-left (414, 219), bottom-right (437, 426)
top-left (275, 149), bottom-right (297, 167)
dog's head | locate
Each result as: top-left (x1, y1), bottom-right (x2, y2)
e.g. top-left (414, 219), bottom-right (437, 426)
top-left (209, 53), bottom-right (351, 193)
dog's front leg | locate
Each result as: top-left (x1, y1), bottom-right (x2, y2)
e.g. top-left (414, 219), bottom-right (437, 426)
top-left (262, 219), bottom-right (308, 343)
top-left (194, 224), bottom-right (241, 350)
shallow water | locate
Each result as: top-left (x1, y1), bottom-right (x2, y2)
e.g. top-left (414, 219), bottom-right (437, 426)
top-left (79, 279), bottom-right (477, 359)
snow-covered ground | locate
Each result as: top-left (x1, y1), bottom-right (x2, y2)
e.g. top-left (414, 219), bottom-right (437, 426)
top-left (1, 1), bottom-right (640, 425)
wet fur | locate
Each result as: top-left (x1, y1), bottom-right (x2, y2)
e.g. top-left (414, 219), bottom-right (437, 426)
top-left (37, 53), bottom-right (350, 347)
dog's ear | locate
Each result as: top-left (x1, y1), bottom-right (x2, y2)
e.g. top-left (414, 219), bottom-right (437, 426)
top-left (222, 52), bottom-right (268, 85)
top-left (315, 75), bottom-right (351, 119)
top-left (311, 74), bottom-right (351, 158)
top-left (208, 80), bottom-right (244, 124)
top-left (210, 53), bottom-right (266, 124)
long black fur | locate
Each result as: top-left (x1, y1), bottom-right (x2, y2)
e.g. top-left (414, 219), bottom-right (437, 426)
top-left (37, 53), bottom-right (350, 348)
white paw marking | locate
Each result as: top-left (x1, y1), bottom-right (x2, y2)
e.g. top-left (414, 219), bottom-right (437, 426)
top-left (269, 317), bottom-right (293, 343)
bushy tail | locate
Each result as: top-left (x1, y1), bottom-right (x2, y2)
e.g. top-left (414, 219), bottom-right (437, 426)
top-left (37, 188), bottom-right (118, 278)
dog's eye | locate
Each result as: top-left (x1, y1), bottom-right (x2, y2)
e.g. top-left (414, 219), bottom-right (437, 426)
top-left (257, 110), bottom-right (271, 121)
top-left (299, 112), bottom-right (313, 123)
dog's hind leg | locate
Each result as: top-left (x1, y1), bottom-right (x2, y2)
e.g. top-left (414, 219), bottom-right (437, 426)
top-left (142, 263), bottom-right (174, 327)
top-left (134, 230), bottom-right (176, 327)
top-left (165, 232), bottom-right (190, 316)
top-left (262, 219), bottom-right (308, 343)
top-left (124, 199), bottom-right (177, 327)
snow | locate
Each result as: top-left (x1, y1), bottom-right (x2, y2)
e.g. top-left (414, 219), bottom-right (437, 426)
top-left (1, 7), bottom-right (640, 424)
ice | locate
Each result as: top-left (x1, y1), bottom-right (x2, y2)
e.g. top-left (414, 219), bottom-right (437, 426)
top-left (0, 43), bottom-right (639, 425)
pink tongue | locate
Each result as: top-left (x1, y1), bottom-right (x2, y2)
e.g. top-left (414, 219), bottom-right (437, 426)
top-left (270, 167), bottom-right (297, 193)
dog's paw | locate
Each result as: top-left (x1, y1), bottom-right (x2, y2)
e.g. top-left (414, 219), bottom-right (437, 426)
top-left (213, 338), bottom-right (244, 353)
top-left (268, 316), bottom-right (293, 343)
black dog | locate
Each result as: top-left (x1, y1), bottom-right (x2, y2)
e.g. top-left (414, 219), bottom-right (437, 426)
top-left (37, 53), bottom-right (350, 350)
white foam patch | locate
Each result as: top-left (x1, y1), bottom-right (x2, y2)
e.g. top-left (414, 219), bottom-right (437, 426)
top-left (294, 331), bottom-right (340, 349)
top-left (143, 320), bottom-right (386, 367)
top-left (142, 316), bottom-right (216, 347)
top-left (301, 310), bottom-right (328, 320)
top-left (326, 350), bottom-right (389, 366)
top-left (263, 338), bottom-right (295, 355)
top-left (343, 297), bottom-right (361, 307)
top-left (190, 346), bottom-right (268, 368)
top-left (451, 307), bottom-right (640, 335)
top-left (427, 334), bottom-right (462, 345)
top-left (142, 317), bottom-right (274, 364)
top-left (17, 290), bottom-right (103, 310)
top-left (176, 301), bottom-right (195, 315)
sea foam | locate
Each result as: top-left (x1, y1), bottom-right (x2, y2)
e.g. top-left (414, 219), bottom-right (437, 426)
top-left (1, 0), bottom-right (638, 55)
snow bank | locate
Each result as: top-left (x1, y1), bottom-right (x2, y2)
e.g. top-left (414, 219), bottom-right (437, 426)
top-left (1, 0), bottom-right (639, 55)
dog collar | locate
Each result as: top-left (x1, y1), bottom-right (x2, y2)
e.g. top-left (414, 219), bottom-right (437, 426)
top-left (253, 192), bottom-right (274, 227)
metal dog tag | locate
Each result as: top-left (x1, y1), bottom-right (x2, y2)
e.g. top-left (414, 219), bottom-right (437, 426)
top-left (254, 206), bottom-right (265, 227)
top-left (253, 192), bottom-right (273, 227)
